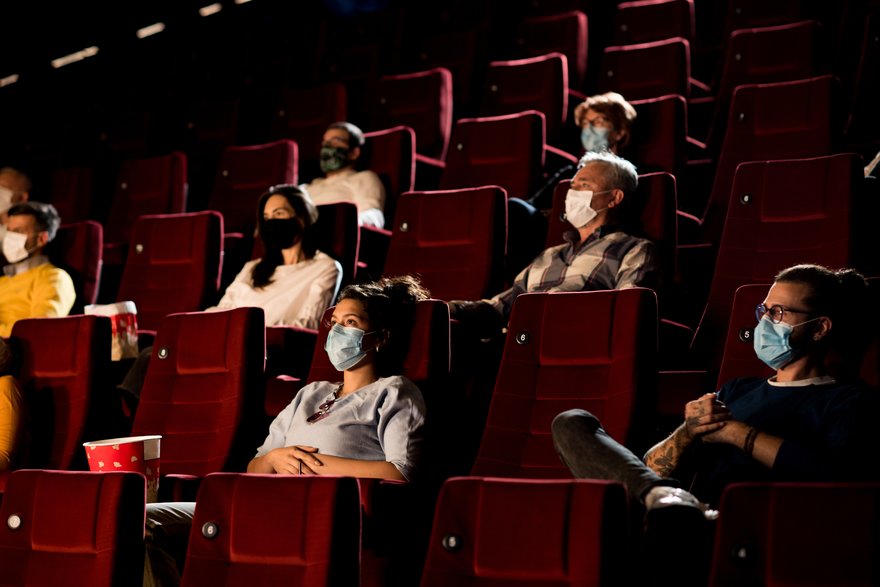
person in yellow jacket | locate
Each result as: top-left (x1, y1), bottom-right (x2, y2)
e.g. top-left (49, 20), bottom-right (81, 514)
top-left (0, 337), bottom-right (21, 470)
top-left (0, 202), bottom-right (75, 337)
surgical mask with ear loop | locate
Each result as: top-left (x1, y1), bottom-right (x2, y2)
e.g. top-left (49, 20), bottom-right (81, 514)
top-left (752, 315), bottom-right (822, 370)
top-left (2, 231), bottom-right (31, 264)
top-left (564, 188), bottom-right (612, 229)
top-left (324, 323), bottom-right (380, 371)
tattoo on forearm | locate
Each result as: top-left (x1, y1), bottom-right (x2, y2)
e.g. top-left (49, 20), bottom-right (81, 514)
top-left (645, 426), bottom-right (691, 477)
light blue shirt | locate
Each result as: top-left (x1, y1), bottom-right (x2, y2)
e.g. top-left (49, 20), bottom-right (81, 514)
top-left (255, 376), bottom-right (426, 481)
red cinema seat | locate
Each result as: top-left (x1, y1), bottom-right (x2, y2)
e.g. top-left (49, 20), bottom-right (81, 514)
top-left (131, 308), bottom-right (265, 479)
top-left (721, 0), bottom-right (806, 38)
top-left (383, 186), bottom-right (508, 301)
top-left (691, 153), bottom-right (860, 372)
top-left (269, 83), bottom-right (347, 177)
top-left (599, 37), bottom-right (692, 100)
top-left (312, 202), bottom-right (360, 288)
top-left (208, 139), bottom-right (297, 237)
top-left (472, 289), bottom-right (658, 478)
top-left (116, 211), bottom-right (223, 331)
top-left (698, 75), bottom-right (835, 245)
top-left (715, 284), bottom-right (775, 386)
top-left (420, 477), bottom-right (629, 587)
top-left (709, 483), bottom-right (880, 587)
top-left (103, 152), bottom-right (188, 263)
top-left (47, 221), bottom-right (103, 312)
top-left (0, 470), bottom-right (146, 587)
top-left (362, 125), bottom-right (417, 229)
top-left (705, 20), bottom-right (819, 153)
top-left (440, 111), bottom-right (545, 201)
top-left (612, 0), bottom-right (695, 45)
top-left (180, 474), bottom-right (360, 587)
top-left (370, 69), bottom-right (453, 163)
top-left (49, 165), bottom-right (93, 224)
top-left (7, 316), bottom-right (111, 474)
top-left (516, 11), bottom-right (589, 90)
top-left (481, 53), bottom-right (569, 145)
top-left (627, 93), bottom-right (688, 177)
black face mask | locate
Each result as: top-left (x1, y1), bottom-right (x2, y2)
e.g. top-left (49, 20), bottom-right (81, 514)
top-left (261, 218), bottom-right (302, 250)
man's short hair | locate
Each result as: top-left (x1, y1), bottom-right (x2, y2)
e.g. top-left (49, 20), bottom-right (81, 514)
top-left (7, 201), bottom-right (61, 241)
top-left (0, 167), bottom-right (33, 196)
top-left (576, 151), bottom-right (639, 195)
top-left (327, 121), bottom-right (365, 149)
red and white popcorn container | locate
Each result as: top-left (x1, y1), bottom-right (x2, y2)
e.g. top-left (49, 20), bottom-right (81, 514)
top-left (83, 435), bottom-right (161, 502)
top-left (84, 301), bottom-right (139, 360)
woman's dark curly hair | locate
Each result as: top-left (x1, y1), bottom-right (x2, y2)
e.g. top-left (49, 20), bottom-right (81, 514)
top-left (337, 275), bottom-right (430, 376)
top-left (251, 185), bottom-right (319, 289)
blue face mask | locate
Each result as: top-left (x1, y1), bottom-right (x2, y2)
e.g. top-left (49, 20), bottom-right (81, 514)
top-left (324, 323), bottom-right (376, 371)
top-left (581, 125), bottom-right (610, 152)
top-left (752, 316), bottom-right (819, 370)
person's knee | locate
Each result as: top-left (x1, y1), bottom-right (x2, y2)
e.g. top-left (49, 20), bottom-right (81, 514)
top-left (552, 408), bottom-right (600, 441)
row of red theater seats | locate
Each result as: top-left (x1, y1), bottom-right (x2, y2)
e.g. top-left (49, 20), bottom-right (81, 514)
top-left (3, 284), bottom-right (878, 584)
top-left (3, 468), bottom-right (877, 586)
top-left (4, 282), bottom-right (877, 494)
top-left (47, 147), bottom-right (878, 376)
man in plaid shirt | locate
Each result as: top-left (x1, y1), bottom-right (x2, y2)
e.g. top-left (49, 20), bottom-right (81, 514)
top-left (450, 151), bottom-right (659, 329)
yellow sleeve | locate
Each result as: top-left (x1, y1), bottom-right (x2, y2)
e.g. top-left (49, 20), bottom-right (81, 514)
top-left (0, 376), bottom-right (23, 470)
top-left (31, 264), bottom-right (76, 319)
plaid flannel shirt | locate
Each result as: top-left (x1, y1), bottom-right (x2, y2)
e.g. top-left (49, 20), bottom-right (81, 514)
top-left (487, 226), bottom-right (659, 319)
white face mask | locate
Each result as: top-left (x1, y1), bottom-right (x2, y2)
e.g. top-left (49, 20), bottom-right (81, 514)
top-left (0, 187), bottom-right (13, 216)
top-left (564, 188), bottom-right (611, 229)
top-left (2, 231), bottom-right (30, 264)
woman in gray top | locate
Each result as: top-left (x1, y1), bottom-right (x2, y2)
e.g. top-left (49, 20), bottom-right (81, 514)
top-left (248, 275), bottom-right (429, 481)
top-left (143, 276), bottom-right (429, 586)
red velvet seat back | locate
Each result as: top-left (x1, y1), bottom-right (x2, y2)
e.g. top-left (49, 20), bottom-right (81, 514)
top-left (482, 53), bottom-right (569, 144)
top-left (692, 153), bottom-right (858, 371)
top-left (421, 477), bottom-right (629, 586)
top-left (131, 307), bottom-right (265, 475)
top-left (701, 75), bottom-right (835, 244)
top-left (116, 211), bottom-right (223, 331)
top-left (10, 315), bottom-right (111, 471)
top-left (0, 470), bottom-right (146, 587)
top-left (707, 20), bottom-right (819, 152)
top-left (440, 111), bottom-right (546, 201)
top-left (307, 300), bottom-right (451, 387)
top-left (47, 221), bottom-right (103, 312)
top-left (600, 37), bottom-right (691, 100)
top-left (716, 284), bottom-right (775, 386)
top-left (517, 11), bottom-right (588, 90)
top-left (362, 126), bottom-right (417, 228)
top-left (709, 483), bottom-right (880, 587)
top-left (49, 165), bottom-right (93, 224)
top-left (371, 69), bottom-right (453, 162)
top-left (105, 151), bottom-right (188, 247)
top-left (612, 0), bottom-right (695, 45)
top-left (312, 202), bottom-right (360, 288)
top-left (472, 289), bottom-right (658, 478)
top-left (270, 83), bottom-right (347, 158)
top-left (383, 186), bottom-right (508, 301)
top-left (207, 139), bottom-right (297, 235)
top-left (181, 474), bottom-right (360, 587)
top-left (628, 93), bottom-right (688, 176)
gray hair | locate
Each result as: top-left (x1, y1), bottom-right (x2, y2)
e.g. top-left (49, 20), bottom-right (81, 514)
top-left (576, 151), bottom-right (638, 195)
top-left (327, 121), bottom-right (365, 148)
top-left (7, 201), bottom-right (61, 241)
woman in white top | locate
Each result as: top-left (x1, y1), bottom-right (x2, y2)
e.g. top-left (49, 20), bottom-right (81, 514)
top-left (213, 184), bottom-right (341, 330)
top-left (118, 186), bottom-right (341, 410)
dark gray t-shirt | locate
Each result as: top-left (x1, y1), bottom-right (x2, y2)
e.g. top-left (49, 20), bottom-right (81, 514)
top-left (255, 375), bottom-right (426, 481)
